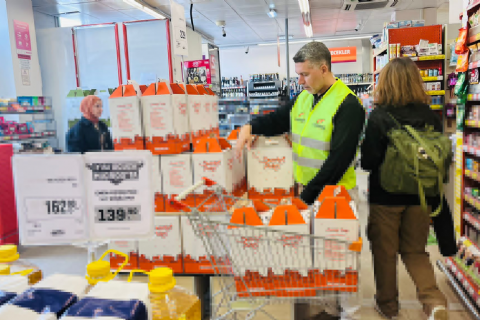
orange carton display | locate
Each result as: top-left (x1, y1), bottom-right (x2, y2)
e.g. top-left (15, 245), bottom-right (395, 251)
top-left (109, 84), bottom-right (144, 151)
top-left (205, 86), bottom-right (219, 137)
top-left (160, 154), bottom-right (195, 212)
top-left (109, 240), bottom-right (139, 271)
top-left (138, 216), bottom-right (183, 273)
top-left (180, 84), bottom-right (204, 146)
top-left (142, 81), bottom-right (190, 155)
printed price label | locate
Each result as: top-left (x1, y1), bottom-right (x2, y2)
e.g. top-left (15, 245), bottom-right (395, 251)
top-left (25, 198), bottom-right (83, 220)
top-left (457, 273), bottom-right (463, 281)
top-left (94, 205), bottom-right (141, 223)
top-left (469, 287), bottom-right (475, 296)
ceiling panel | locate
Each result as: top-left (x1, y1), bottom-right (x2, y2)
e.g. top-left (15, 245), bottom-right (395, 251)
top-left (32, 4), bottom-right (79, 15)
top-left (100, 0), bottom-right (136, 10)
top-left (310, 0), bottom-right (343, 9)
top-left (67, 2), bottom-right (115, 14)
top-left (118, 9), bottom-right (156, 20)
top-left (310, 8), bottom-right (340, 21)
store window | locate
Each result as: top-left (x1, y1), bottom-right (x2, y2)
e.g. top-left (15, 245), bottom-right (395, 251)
top-left (59, 16), bottom-right (82, 27)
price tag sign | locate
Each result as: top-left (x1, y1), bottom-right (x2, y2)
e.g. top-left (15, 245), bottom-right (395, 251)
top-left (12, 154), bottom-right (88, 244)
top-left (170, 0), bottom-right (188, 56)
top-left (84, 151), bottom-right (154, 241)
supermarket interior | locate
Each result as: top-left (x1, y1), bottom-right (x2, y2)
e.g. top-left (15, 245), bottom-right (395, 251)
top-left (2, 0), bottom-right (480, 319)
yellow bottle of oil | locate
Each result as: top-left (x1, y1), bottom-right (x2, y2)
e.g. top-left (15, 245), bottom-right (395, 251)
top-left (85, 249), bottom-right (129, 293)
top-left (0, 245), bottom-right (42, 285)
top-left (129, 267), bottom-right (201, 320)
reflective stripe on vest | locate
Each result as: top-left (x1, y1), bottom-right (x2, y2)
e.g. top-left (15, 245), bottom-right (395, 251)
top-left (290, 79), bottom-right (360, 189)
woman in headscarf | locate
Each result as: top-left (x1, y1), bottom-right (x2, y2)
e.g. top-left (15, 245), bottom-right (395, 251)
top-left (66, 95), bottom-right (113, 153)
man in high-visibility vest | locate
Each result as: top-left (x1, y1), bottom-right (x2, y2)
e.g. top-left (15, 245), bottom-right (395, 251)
top-left (236, 41), bottom-right (366, 205)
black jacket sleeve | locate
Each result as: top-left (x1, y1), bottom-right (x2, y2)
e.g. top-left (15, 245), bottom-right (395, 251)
top-left (360, 110), bottom-right (388, 171)
top-left (249, 98), bottom-right (296, 136)
top-left (300, 94), bottom-right (366, 204)
top-left (66, 124), bottom-right (86, 153)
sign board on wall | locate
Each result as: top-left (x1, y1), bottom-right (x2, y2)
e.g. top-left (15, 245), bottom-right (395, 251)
top-left (170, 0), bottom-right (188, 56)
top-left (13, 154), bottom-right (89, 245)
top-left (329, 46), bottom-right (357, 63)
top-left (13, 20), bottom-right (31, 57)
top-left (184, 59), bottom-right (211, 85)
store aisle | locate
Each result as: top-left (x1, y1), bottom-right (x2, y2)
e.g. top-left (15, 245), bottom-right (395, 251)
top-left (17, 171), bottom-right (473, 319)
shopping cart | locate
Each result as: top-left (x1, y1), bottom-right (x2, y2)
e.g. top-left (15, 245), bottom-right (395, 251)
top-left (171, 178), bottom-right (363, 320)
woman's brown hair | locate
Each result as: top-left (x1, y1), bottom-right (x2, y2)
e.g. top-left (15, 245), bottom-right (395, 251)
top-left (375, 57), bottom-right (431, 107)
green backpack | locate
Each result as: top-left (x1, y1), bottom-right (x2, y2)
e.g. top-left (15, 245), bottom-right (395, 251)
top-left (380, 113), bottom-right (453, 216)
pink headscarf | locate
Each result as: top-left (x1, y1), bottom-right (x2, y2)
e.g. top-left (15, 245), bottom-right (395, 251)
top-left (80, 95), bottom-right (102, 124)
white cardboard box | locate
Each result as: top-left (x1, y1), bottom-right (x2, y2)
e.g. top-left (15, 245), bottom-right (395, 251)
top-left (109, 240), bottom-right (139, 270)
top-left (181, 214), bottom-right (230, 274)
top-left (138, 216), bottom-right (183, 273)
top-left (192, 149), bottom-right (234, 193)
top-left (248, 145), bottom-right (293, 192)
top-left (161, 154), bottom-right (194, 196)
top-left (152, 155), bottom-right (162, 194)
top-left (109, 86), bottom-right (143, 142)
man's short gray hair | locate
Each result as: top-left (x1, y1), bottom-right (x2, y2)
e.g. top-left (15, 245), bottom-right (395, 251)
top-left (293, 41), bottom-right (331, 71)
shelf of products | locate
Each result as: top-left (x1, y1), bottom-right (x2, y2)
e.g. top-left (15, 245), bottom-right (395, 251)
top-left (426, 90), bottom-right (445, 96)
top-left (430, 105), bottom-right (443, 110)
top-left (248, 76), bottom-right (281, 99)
top-left (373, 44), bottom-right (387, 57)
top-left (408, 55), bottom-right (446, 61)
top-left (0, 105), bottom-right (52, 114)
top-left (0, 131), bottom-right (56, 142)
top-left (335, 73), bottom-right (373, 84)
top-left (423, 76), bottom-right (444, 82)
top-left (221, 77), bottom-right (247, 99)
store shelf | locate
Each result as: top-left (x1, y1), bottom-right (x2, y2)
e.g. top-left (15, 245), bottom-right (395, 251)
top-left (249, 95), bottom-right (280, 98)
top-left (250, 81), bottom-right (276, 84)
top-left (0, 131), bottom-right (56, 142)
top-left (373, 67), bottom-right (384, 75)
top-left (466, 119), bottom-right (480, 128)
top-left (465, 169), bottom-right (480, 183)
top-left (345, 82), bottom-right (373, 86)
top-left (440, 258), bottom-right (480, 317)
top-left (0, 105), bottom-right (52, 114)
top-left (465, 193), bottom-right (480, 211)
top-left (373, 44), bottom-right (388, 57)
top-left (464, 145), bottom-right (480, 157)
top-left (430, 105), bottom-right (443, 110)
top-left (222, 86), bottom-right (246, 90)
top-left (464, 210), bottom-right (480, 231)
top-left (461, 0), bottom-right (480, 19)
top-left (468, 93), bottom-right (480, 102)
top-left (426, 90), bottom-right (445, 96)
top-left (409, 55), bottom-right (445, 61)
top-left (249, 88), bottom-right (278, 92)
top-left (422, 76), bottom-right (444, 82)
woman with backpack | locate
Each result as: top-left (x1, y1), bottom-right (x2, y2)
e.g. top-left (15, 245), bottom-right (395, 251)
top-left (361, 57), bottom-right (448, 320)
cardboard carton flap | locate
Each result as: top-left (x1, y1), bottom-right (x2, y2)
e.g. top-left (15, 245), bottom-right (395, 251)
top-left (156, 82), bottom-right (172, 95)
top-left (194, 137), bottom-right (232, 153)
top-left (205, 87), bottom-right (215, 96)
top-left (252, 200), bottom-right (271, 213)
top-left (195, 85), bottom-right (208, 95)
top-left (292, 198), bottom-right (309, 210)
top-left (227, 129), bottom-right (240, 140)
top-left (142, 83), bottom-right (157, 96)
top-left (109, 85), bottom-right (137, 98)
top-left (180, 84), bottom-right (199, 95)
top-left (315, 197), bottom-right (356, 220)
top-left (139, 85), bottom-right (147, 94)
top-left (229, 207), bottom-right (264, 228)
top-left (317, 185), bottom-right (352, 203)
top-left (170, 83), bottom-right (186, 94)
top-left (268, 204), bottom-right (306, 226)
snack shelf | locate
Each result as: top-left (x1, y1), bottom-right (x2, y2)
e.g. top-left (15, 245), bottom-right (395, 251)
top-left (460, 0), bottom-right (480, 19)
top-left (438, 259), bottom-right (480, 318)
top-left (373, 44), bottom-right (387, 57)
top-left (345, 82), bottom-right (373, 86)
top-left (430, 105), bottom-right (443, 110)
top-left (0, 105), bottom-right (52, 114)
top-left (464, 144), bottom-right (480, 157)
top-left (468, 93), bottom-right (480, 101)
top-left (409, 55), bottom-right (445, 61)
top-left (465, 193), bottom-right (480, 211)
top-left (422, 76), bottom-right (444, 82)
top-left (0, 131), bottom-right (56, 142)
top-left (466, 119), bottom-right (480, 128)
top-left (465, 169), bottom-right (480, 184)
top-left (426, 90), bottom-right (445, 96)
top-left (464, 210), bottom-right (480, 231)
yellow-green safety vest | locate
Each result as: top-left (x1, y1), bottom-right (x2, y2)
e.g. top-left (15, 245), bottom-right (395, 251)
top-left (291, 79), bottom-right (360, 189)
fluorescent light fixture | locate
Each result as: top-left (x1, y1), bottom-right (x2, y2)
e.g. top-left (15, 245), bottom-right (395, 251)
top-left (268, 9), bottom-right (277, 18)
top-left (257, 35), bottom-right (373, 46)
top-left (304, 24), bottom-right (313, 38)
top-left (123, 0), bottom-right (166, 19)
top-left (297, 0), bottom-right (313, 38)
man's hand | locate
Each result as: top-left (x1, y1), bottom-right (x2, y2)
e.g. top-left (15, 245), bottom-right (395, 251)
top-left (235, 124), bottom-right (253, 159)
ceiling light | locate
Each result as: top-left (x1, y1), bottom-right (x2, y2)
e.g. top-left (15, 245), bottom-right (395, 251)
top-left (304, 24), bottom-right (313, 38)
top-left (123, 0), bottom-right (166, 19)
top-left (268, 9), bottom-right (277, 18)
top-left (257, 34), bottom-right (373, 46)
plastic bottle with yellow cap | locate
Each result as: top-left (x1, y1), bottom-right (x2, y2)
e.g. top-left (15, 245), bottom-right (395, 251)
top-left (128, 267), bottom-right (201, 320)
top-left (0, 244), bottom-right (42, 285)
top-left (0, 263), bottom-right (32, 306)
top-left (85, 249), bottom-right (129, 293)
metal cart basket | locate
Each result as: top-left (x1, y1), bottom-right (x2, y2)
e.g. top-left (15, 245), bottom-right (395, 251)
top-left (171, 178), bottom-right (362, 320)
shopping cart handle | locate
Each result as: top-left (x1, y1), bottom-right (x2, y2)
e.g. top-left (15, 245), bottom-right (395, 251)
top-left (177, 180), bottom-right (205, 200)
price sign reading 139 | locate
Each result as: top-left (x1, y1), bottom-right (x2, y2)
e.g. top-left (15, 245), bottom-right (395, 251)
top-left (95, 205), bottom-right (141, 223)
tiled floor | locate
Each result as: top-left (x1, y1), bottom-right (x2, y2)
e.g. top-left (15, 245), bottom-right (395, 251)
top-left (17, 171), bottom-right (475, 319)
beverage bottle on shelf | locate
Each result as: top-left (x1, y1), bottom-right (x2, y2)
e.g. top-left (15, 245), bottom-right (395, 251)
top-left (85, 249), bottom-right (129, 293)
top-left (0, 245), bottom-right (42, 285)
top-left (240, 75), bottom-right (244, 86)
